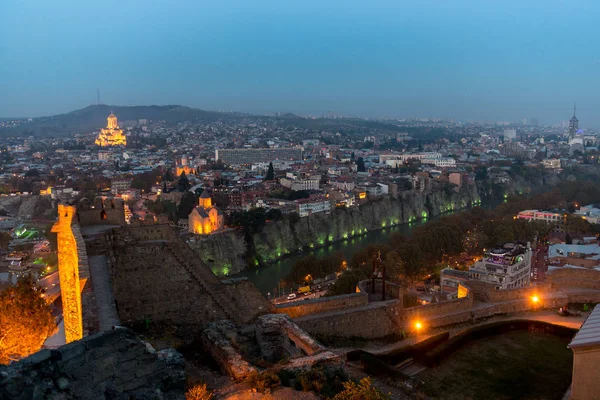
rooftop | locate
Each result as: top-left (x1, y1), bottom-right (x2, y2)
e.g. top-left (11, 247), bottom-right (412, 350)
top-left (570, 305), bottom-right (600, 348)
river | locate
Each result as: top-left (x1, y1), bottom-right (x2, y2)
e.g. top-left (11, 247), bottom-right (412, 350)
top-left (236, 199), bottom-right (503, 295)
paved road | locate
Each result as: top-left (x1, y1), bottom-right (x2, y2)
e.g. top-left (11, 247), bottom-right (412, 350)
top-left (38, 271), bottom-right (61, 302)
top-left (88, 255), bottom-right (121, 331)
top-left (532, 245), bottom-right (548, 282)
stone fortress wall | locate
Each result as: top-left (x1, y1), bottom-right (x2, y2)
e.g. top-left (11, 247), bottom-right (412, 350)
top-left (0, 327), bottom-right (185, 399)
top-left (102, 224), bottom-right (274, 330)
top-left (277, 267), bottom-right (600, 339)
top-left (77, 197), bottom-right (126, 227)
top-left (275, 292), bottom-right (369, 319)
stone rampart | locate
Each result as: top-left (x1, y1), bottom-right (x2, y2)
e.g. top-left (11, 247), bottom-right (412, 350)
top-left (104, 225), bottom-right (273, 330)
top-left (548, 267), bottom-right (600, 290)
top-left (400, 295), bottom-right (474, 324)
top-left (485, 283), bottom-right (551, 302)
top-left (78, 197), bottom-right (125, 227)
top-left (295, 300), bottom-right (403, 339)
top-left (275, 292), bottom-right (368, 318)
top-left (357, 279), bottom-right (403, 300)
top-left (0, 327), bottom-right (185, 399)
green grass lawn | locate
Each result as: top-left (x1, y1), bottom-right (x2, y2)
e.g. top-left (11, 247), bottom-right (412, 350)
top-left (418, 330), bottom-right (573, 400)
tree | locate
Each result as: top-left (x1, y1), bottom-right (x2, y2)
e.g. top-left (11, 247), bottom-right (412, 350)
top-left (177, 191), bottom-right (198, 218)
top-left (356, 157), bottom-right (366, 172)
top-left (264, 162), bottom-right (275, 181)
top-left (0, 276), bottom-right (55, 364)
top-left (177, 172), bottom-right (191, 192)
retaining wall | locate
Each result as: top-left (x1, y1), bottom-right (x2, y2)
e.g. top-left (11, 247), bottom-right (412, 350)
top-left (276, 293), bottom-right (368, 319)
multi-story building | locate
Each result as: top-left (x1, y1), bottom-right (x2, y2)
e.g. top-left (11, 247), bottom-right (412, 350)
top-left (215, 148), bottom-right (303, 165)
top-left (542, 159), bottom-right (562, 169)
top-left (575, 205), bottom-right (600, 224)
top-left (517, 209), bottom-right (564, 231)
top-left (296, 197), bottom-right (331, 217)
top-left (503, 129), bottom-right (517, 142)
top-left (111, 179), bottom-right (132, 194)
top-left (379, 152), bottom-right (442, 167)
top-left (468, 244), bottom-right (532, 290)
top-left (280, 173), bottom-right (320, 191)
top-left (441, 243), bottom-right (533, 293)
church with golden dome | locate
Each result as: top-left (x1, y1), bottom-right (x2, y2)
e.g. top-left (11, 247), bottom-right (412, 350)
top-left (95, 112), bottom-right (127, 147)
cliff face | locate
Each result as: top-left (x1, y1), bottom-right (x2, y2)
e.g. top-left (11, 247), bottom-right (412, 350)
top-left (188, 229), bottom-right (249, 276)
top-left (192, 185), bottom-right (482, 275)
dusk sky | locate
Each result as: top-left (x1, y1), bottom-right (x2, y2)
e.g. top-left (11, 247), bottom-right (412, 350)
top-left (2, 0), bottom-right (600, 125)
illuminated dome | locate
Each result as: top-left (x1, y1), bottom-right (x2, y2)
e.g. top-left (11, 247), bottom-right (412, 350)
top-left (95, 112), bottom-right (126, 147)
top-left (107, 113), bottom-right (118, 129)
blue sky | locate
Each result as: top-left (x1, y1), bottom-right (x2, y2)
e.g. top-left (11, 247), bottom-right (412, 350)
top-left (1, 0), bottom-right (599, 125)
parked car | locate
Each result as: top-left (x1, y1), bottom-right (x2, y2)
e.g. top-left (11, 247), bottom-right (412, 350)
top-left (287, 293), bottom-right (297, 300)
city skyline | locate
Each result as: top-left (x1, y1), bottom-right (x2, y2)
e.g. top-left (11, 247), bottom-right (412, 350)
top-left (2, 0), bottom-right (600, 124)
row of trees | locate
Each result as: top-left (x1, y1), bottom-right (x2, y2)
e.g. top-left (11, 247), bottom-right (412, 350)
top-left (286, 252), bottom-right (345, 284)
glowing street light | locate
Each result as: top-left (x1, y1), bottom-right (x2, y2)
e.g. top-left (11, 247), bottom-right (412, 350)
top-left (532, 295), bottom-right (539, 304)
top-left (415, 321), bottom-right (423, 331)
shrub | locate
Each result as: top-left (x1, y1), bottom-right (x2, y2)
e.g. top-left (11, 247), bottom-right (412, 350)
top-left (298, 367), bottom-right (327, 393)
top-left (186, 383), bottom-right (212, 400)
top-left (297, 365), bottom-right (349, 397)
top-left (331, 377), bottom-right (389, 400)
top-left (247, 370), bottom-right (281, 393)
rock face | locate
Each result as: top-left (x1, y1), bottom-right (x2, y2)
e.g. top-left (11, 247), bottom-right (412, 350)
top-left (191, 185), bottom-right (483, 274)
top-left (0, 327), bottom-right (185, 399)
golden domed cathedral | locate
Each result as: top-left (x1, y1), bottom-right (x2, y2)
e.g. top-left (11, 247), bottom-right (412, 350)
top-left (188, 190), bottom-right (224, 235)
top-left (95, 112), bottom-right (127, 146)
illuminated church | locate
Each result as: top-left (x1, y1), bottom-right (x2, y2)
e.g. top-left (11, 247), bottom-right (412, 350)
top-left (95, 112), bottom-right (127, 147)
top-left (188, 190), bottom-right (224, 235)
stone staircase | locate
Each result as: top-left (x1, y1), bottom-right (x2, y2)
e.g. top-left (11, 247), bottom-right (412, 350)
top-left (164, 239), bottom-right (241, 325)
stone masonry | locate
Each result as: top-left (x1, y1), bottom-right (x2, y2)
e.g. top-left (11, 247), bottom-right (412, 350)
top-left (0, 327), bottom-right (185, 399)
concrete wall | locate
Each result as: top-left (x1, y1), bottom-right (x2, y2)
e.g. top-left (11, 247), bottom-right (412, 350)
top-left (571, 347), bottom-right (600, 399)
top-left (276, 293), bottom-right (369, 318)
top-left (0, 328), bottom-right (185, 399)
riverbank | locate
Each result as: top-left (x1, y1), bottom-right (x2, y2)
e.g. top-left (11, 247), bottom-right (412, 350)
top-left (190, 184), bottom-right (485, 279)
top-left (236, 196), bottom-right (504, 296)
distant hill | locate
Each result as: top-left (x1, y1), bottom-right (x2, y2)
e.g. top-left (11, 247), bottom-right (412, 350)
top-left (0, 104), bottom-right (411, 137)
top-left (0, 104), bottom-right (240, 136)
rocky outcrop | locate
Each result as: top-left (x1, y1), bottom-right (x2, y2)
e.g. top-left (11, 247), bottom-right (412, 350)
top-left (191, 185), bottom-right (482, 274)
top-left (0, 327), bottom-right (185, 400)
top-left (188, 229), bottom-right (248, 276)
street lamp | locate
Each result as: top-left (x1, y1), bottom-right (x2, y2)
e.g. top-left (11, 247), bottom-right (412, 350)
top-left (414, 321), bottom-right (423, 332)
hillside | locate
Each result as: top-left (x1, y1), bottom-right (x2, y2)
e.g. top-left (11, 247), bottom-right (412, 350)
top-left (0, 104), bottom-right (239, 136)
